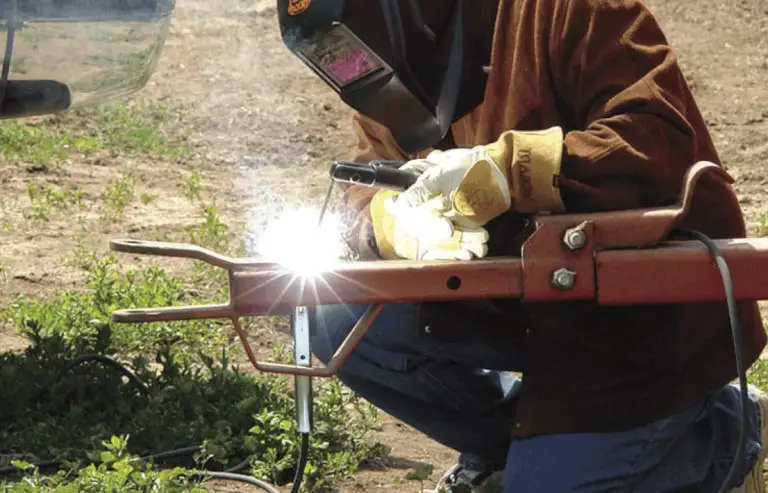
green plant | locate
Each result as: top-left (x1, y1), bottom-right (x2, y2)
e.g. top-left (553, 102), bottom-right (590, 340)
top-left (182, 172), bottom-right (203, 203)
top-left (73, 102), bottom-right (192, 159)
top-left (747, 355), bottom-right (768, 390)
top-left (24, 183), bottom-right (85, 222)
top-left (186, 204), bottom-right (233, 254)
top-left (0, 121), bottom-right (72, 168)
top-left (0, 101), bottom-right (192, 168)
top-left (100, 171), bottom-right (136, 221)
top-left (406, 463), bottom-right (434, 492)
top-left (2, 436), bottom-right (207, 493)
top-left (755, 214), bottom-right (768, 237)
top-left (0, 250), bottom-right (385, 492)
top-left (185, 204), bottom-right (236, 293)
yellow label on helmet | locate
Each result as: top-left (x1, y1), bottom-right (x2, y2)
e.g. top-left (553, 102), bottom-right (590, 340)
top-left (288, 0), bottom-right (311, 16)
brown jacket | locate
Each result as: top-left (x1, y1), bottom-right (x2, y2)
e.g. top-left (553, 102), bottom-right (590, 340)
top-left (337, 0), bottom-right (766, 437)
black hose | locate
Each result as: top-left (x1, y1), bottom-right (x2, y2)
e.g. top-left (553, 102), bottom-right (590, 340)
top-left (56, 353), bottom-right (150, 398)
top-left (224, 455), bottom-right (252, 473)
top-left (674, 229), bottom-right (750, 493)
top-left (194, 470), bottom-right (282, 493)
top-left (0, 460), bottom-right (59, 476)
top-left (3, 352), bottom-right (315, 492)
top-left (290, 433), bottom-right (310, 493)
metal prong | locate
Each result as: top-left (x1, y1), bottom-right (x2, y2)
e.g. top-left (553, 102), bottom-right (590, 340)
top-left (293, 306), bottom-right (313, 433)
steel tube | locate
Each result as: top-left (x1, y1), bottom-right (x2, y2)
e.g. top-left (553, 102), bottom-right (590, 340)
top-left (229, 258), bottom-right (524, 314)
top-left (597, 238), bottom-right (768, 304)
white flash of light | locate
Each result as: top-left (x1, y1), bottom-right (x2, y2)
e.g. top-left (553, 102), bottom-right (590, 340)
top-left (255, 207), bottom-right (346, 277)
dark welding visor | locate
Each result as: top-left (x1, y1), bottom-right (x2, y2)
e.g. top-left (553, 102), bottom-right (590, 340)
top-left (277, 0), bottom-right (489, 154)
top-left (0, 0), bottom-right (175, 119)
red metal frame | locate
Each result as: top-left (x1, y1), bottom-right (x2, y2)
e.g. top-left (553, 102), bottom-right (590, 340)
top-left (109, 161), bottom-right (768, 376)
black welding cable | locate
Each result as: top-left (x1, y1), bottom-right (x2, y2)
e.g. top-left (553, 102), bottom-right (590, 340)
top-left (224, 455), bottom-right (252, 473)
top-left (0, 460), bottom-right (60, 476)
top-left (0, 448), bottom-right (283, 492)
top-left (55, 354), bottom-right (150, 397)
top-left (2, 350), bottom-right (312, 492)
top-left (674, 229), bottom-right (750, 493)
top-left (290, 433), bottom-right (310, 493)
top-left (5, 355), bottom-right (278, 489)
top-left (193, 471), bottom-right (282, 493)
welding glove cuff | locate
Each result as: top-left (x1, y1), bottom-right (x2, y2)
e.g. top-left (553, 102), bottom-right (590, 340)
top-left (369, 190), bottom-right (489, 260)
top-left (398, 127), bottom-right (566, 229)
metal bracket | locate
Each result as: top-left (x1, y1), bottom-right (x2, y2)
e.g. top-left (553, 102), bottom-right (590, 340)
top-left (293, 306), bottom-right (313, 432)
top-left (520, 161), bottom-right (732, 301)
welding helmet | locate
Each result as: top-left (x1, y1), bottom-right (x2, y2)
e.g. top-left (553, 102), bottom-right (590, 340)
top-left (0, 0), bottom-right (175, 120)
top-left (277, 0), bottom-right (497, 154)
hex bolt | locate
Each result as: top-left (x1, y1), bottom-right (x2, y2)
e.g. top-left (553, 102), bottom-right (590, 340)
top-left (551, 268), bottom-right (577, 290)
top-left (563, 227), bottom-right (587, 251)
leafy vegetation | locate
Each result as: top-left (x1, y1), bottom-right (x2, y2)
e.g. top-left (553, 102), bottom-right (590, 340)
top-left (755, 214), bottom-right (768, 238)
top-left (0, 100), bottom-right (193, 170)
top-left (0, 250), bottom-right (384, 492)
top-left (0, 95), bottom-right (387, 492)
top-left (24, 183), bottom-right (86, 222)
top-left (100, 170), bottom-right (137, 221)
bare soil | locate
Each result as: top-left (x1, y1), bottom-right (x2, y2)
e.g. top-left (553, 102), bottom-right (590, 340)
top-left (1, 0), bottom-right (767, 491)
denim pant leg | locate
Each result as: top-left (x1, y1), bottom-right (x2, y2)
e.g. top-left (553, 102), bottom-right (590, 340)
top-left (312, 303), bottom-right (525, 471)
top-left (503, 383), bottom-right (763, 493)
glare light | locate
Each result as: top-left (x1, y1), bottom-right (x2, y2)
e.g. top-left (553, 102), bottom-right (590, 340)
top-left (254, 207), bottom-right (346, 276)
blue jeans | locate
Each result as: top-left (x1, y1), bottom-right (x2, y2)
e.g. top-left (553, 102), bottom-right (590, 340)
top-left (312, 303), bottom-right (764, 492)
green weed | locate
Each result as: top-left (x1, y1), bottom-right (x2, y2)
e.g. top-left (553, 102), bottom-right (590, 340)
top-left (2, 436), bottom-right (207, 493)
top-left (755, 214), bottom-right (768, 237)
top-left (747, 356), bottom-right (768, 390)
top-left (183, 204), bottom-right (237, 294)
top-left (405, 463), bottom-right (434, 492)
top-left (24, 183), bottom-right (85, 222)
top-left (0, 121), bottom-right (72, 168)
top-left (182, 172), bottom-right (203, 203)
top-left (100, 171), bottom-right (136, 221)
top-left (74, 102), bottom-right (192, 159)
top-left (186, 204), bottom-right (233, 254)
top-left (0, 251), bottom-right (384, 492)
top-left (0, 101), bottom-right (192, 168)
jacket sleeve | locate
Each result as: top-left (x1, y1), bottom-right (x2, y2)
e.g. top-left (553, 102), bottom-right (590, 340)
top-left (548, 0), bottom-right (718, 213)
top-left (338, 112), bottom-right (411, 259)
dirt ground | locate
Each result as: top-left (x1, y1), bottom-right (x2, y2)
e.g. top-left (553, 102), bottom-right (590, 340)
top-left (1, 0), bottom-right (767, 491)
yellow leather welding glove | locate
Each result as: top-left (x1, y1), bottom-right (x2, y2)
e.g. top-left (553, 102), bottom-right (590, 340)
top-left (398, 127), bottom-right (566, 229)
top-left (369, 189), bottom-right (489, 260)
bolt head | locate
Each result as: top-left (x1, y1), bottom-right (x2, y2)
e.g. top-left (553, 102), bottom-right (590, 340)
top-left (551, 268), bottom-right (577, 290)
top-left (564, 228), bottom-right (587, 251)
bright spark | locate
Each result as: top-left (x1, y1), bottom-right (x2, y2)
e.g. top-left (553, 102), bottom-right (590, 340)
top-left (253, 207), bottom-right (346, 277)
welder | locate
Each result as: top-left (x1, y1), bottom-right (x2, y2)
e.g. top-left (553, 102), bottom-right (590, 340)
top-left (278, 1), bottom-right (768, 491)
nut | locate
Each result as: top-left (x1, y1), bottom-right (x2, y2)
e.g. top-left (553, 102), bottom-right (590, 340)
top-left (563, 228), bottom-right (587, 251)
top-left (551, 268), bottom-right (577, 290)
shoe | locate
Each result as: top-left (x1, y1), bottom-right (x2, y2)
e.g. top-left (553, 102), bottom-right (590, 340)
top-left (423, 464), bottom-right (504, 493)
top-left (729, 384), bottom-right (768, 492)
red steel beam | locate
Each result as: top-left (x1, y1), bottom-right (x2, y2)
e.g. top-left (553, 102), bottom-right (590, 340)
top-left (110, 237), bottom-right (768, 322)
top-left (229, 257), bottom-right (525, 315)
top-left (596, 237), bottom-right (768, 305)
top-left (223, 237), bottom-right (768, 313)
